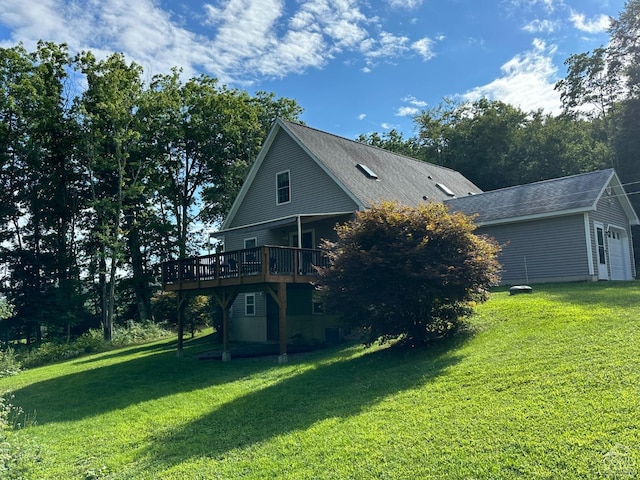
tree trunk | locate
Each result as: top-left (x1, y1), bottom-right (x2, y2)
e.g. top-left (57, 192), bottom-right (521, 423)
top-left (176, 291), bottom-right (186, 357)
top-left (127, 218), bottom-right (153, 323)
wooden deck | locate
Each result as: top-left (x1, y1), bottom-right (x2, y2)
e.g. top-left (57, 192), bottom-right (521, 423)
top-left (161, 246), bottom-right (330, 362)
top-left (161, 245), bottom-right (328, 292)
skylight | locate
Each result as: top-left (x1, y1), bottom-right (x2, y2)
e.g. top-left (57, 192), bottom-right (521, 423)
top-left (356, 163), bottom-right (378, 179)
top-left (436, 183), bottom-right (456, 197)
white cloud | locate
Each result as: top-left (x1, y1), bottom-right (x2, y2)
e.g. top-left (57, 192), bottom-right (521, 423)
top-left (411, 37), bottom-right (435, 60)
top-left (361, 32), bottom-right (436, 65)
top-left (386, 0), bottom-right (423, 9)
top-left (0, 0), bottom-right (432, 82)
top-left (396, 106), bottom-right (419, 116)
top-left (462, 38), bottom-right (561, 114)
top-left (522, 19), bottom-right (557, 33)
top-left (508, 0), bottom-right (559, 14)
top-left (570, 10), bottom-right (610, 34)
top-left (358, 113), bottom-right (367, 120)
top-left (0, 0), bottom-right (214, 78)
top-left (362, 31), bottom-right (411, 61)
top-left (402, 95), bottom-right (427, 107)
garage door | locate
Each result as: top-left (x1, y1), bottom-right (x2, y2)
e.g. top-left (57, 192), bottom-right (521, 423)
top-left (608, 229), bottom-right (627, 280)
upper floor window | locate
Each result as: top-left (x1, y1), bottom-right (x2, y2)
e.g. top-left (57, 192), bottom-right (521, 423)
top-left (276, 170), bottom-right (291, 205)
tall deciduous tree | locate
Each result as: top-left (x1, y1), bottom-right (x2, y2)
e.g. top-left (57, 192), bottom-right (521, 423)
top-left (75, 52), bottom-right (145, 340)
top-left (143, 72), bottom-right (302, 354)
top-left (0, 42), bottom-right (88, 343)
top-left (0, 41), bottom-right (302, 347)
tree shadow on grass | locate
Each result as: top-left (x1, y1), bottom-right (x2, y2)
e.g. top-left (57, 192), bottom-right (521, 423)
top-left (72, 340), bottom-right (177, 365)
top-left (7, 336), bottom-right (279, 424)
top-left (137, 338), bottom-right (465, 473)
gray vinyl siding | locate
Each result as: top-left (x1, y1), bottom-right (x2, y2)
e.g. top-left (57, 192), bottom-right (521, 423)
top-left (224, 230), bottom-right (283, 252)
top-left (590, 190), bottom-right (637, 279)
top-left (224, 213), bottom-right (351, 251)
top-left (480, 215), bottom-right (590, 285)
top-left (230, 292), bottom-right (268, 342)
top-left (229, 130), bottom-right (359, 229)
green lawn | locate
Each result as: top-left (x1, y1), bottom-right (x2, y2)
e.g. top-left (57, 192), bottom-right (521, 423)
top-left (2, 281), bottom-right (639, 479)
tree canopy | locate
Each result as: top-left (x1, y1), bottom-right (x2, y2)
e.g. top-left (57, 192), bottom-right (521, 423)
top-left (0, 42), bottom-right (302, 344)
top-left (317, 201), bottom-right (501, 346)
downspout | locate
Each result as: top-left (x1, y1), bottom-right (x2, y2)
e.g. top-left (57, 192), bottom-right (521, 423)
top-left (297, 215), bottom-right (302, 248)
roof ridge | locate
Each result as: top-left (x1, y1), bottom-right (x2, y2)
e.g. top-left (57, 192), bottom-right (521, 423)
top-left (472, 168), bottom-right (615, 196)
top-left (278, 118), bottom-right (464, 175)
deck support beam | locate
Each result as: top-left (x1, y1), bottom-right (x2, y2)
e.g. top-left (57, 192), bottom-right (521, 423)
top-left (211, 288), bottom-right (238, 362)
top-left (265, 283), bottom-right (288, 363)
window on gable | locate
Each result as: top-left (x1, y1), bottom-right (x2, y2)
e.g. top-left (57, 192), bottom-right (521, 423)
top-left (245, 293), bottom-right (256, 316)
top-left (276, 170), bottom-right (291, 205)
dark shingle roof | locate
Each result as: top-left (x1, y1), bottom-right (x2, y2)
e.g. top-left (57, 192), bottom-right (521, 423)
top-left (446, 169), bottom-right (616, 224)
top-left (280, 120), bottom-right (482, 207)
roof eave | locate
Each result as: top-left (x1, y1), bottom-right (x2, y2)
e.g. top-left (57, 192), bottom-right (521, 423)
top-left (475, 206), bottom-right (594, 227)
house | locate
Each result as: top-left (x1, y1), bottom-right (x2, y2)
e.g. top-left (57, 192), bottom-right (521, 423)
top-left (447, 169), bottom-right (639, 284)
top-left (161, 119), bottom-right (638, 360)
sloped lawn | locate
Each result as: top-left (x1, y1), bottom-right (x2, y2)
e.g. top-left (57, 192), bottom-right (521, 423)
top-left (1, 281), bottom-right (639, 479)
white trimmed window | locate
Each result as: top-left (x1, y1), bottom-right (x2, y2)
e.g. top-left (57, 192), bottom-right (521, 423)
top-left (276, 170), bottom-right (291, 205)
top-left (245, 294), bottom-right (256, 316)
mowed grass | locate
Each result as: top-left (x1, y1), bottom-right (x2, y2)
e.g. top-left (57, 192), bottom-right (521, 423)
top-left (2, 281), bottom-right (639, 479)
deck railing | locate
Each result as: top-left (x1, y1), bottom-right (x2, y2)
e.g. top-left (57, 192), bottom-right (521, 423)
top-left (161, 245), bottom-right (329, 286)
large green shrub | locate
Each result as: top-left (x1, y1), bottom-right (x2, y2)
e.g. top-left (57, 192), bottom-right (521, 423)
top-left (0, 349), bottom-right (21, 378)
top-left (0, 394), bottom-right (39, 479)
top-left (20, 322), bottom-right (172, 368)
top-left (318, 200), bottom-right (501, 345)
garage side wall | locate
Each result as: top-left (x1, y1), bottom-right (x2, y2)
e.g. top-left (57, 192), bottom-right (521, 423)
top-left (479, 214), bottom-right (592, 285)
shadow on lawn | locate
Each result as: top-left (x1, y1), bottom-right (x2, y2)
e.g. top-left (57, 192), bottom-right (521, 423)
top-left (139, 339), bottom-right (464, 471)
top-left (72, 340), bottom-right (176, 365)
top-left (8, 336), bottom-right (278, 424)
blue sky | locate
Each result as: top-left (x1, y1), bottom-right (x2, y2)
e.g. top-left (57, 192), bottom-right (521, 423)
top-left (0, 0), bottom-right (623, 139)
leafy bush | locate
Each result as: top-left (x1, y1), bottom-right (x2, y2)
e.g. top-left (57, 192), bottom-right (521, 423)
top-left (21, 342), bottom-right (77, 369)
top-left (110, 322), bottom-right (172, 347)
top-left (0, 394), bottom-right (40, 479)
top-left (74, 329), bottom-right (108, 354)
top-left (318, 200), bottom-right (501, 346)
top-left (20, 322), bottom-right (172, 369)
top-left (0, 349), bottom-right (21, 378)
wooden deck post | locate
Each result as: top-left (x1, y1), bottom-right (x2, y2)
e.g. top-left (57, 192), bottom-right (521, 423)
top-left (221, 307), bottom-right (231, 362)
top-left (277, 282), bottom-right (288, 364)
top-left (265, 282), bottom-right (288, 364)
top-left (211, 288), bottom-right (238, 362)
